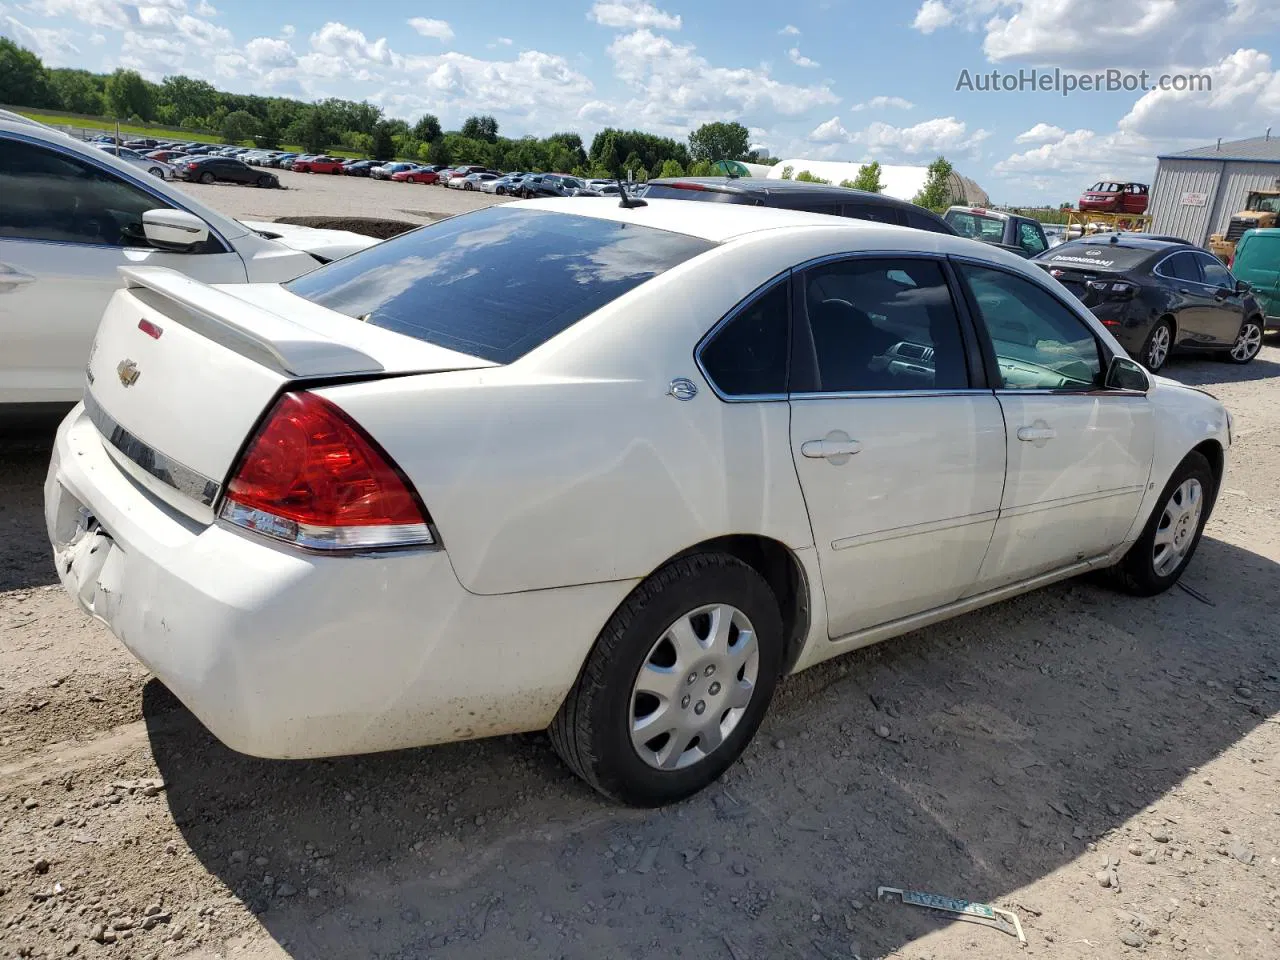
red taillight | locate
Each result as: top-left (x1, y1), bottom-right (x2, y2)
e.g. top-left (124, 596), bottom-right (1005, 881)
top-left (138, 319), bottom-right (163, 339)
top-left (670, 181), bottom-right (707, 191)
top-left (1101, 319), bottom-right (1121, 326)
top-left (220, 392), bottom-right (434, 551)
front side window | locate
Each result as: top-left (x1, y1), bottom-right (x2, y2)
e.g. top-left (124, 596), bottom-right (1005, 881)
top-left (944, 210), bottom-right (1005, 243)
top-left (1197, 254), bottom-right (1233, 289)
top-left (798, 258), bottom-right (970, 393)
top-left (1018, 222), bottom-right (1047, 255)
top-left (699, 279), bottom-right (789, 397)
top-left (0, 137), bottom-right (174, 247)
top-left (958, 264), bottom-right (1102, 391)
top-left (286, 206), bottom-right (715, 364)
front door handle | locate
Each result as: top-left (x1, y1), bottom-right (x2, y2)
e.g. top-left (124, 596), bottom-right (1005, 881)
top-left (1016, 425), bottom-right (1057, 442)
top-left (0, 264), bottom-right (35, 291)
top-left (801, 431), bottom-right (862, 462)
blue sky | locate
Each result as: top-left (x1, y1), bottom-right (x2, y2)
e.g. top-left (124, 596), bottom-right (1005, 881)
top-left (3, 0), bottom-right (1280, 203)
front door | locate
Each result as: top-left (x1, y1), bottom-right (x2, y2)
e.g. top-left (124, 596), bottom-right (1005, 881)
top-left (787, 256), bottom-right (1006, 638)
top-left (952, 261), bottom-right (1154, 590)
top-left (1194, 251), bottom-right (1249, 345)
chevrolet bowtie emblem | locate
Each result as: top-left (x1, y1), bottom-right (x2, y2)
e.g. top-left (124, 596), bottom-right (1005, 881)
top-left (117, 359), bottom-right (140, 387)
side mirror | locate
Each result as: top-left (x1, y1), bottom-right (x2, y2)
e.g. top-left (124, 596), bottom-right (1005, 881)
top-left (142, 208), bottom-right (210, 252)
top-left (1236, 279), bottom-right (1251, 294)
top-left (1105, 355), bottom-right (1150, 392)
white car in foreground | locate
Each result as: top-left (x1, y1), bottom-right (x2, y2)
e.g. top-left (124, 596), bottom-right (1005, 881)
top-left (46, 199), bottom-right (1230, 806)
top-left (0, 115), bottom-right (378, 409)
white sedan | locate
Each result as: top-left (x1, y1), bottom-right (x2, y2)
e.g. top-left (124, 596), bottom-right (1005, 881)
top-left (93, 143), bottom-right (175, 179)
top-left (0, 114), bottom-right (378, 409)
top-left (46, 198), bottom-right (1230, 806)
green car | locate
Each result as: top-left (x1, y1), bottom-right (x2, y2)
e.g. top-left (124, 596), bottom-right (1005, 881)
top-left (1232, 228), bottom-right (1280, 333)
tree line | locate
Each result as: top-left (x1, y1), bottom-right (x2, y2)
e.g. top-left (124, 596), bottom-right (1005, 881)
top-left (0, 37), bottom-right (778, 176)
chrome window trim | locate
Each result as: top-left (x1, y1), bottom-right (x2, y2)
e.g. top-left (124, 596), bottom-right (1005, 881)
top-left (0, 130), bottom-right (233, 253)
top-left (791, 389), bottom-right (990, 401)
top-left (83, 390), bottom-right (221, 506)
top-left (693, 269), bottom-right (792, 403)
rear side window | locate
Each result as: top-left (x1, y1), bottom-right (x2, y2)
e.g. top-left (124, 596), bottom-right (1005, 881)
top-left (698, 279), bottom-right (789, 397)
top-left (1159, 252), bottom-right (1202, 283)
top-left (842, 203), bottom-right (907, 226)
top-left (286, 206), bottom-right (714, 364)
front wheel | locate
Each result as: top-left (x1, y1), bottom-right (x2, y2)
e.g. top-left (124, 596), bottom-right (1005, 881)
top-left (257, 175), bottom-right (275, 188)
top-left (1226, 318), bottom-right (1263, 364)
top-left (1139, 319), bottom-right (1172, 372)
top-left (1110, 452), bottom-right (1214, 596)
top-left (148, 167), bottom-right (164, 178)
top-left (549, 553), bottom-right (783, 806)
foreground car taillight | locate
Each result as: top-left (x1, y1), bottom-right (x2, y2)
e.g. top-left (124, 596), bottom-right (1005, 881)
top-left (219, 392), bottom-right (434, 551)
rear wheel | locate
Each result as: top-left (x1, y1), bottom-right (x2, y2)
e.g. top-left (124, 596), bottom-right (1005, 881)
top-left (1139, 319), bottom-right (1172, 372)
top-left (148, 166), bottom-right (164, 178)
top-left (198, 171), bottom-right (215, 185)
top-left (1110, 452), bottom-right (1214, 596)
top-left (1226, 317), bottom-right (1263, 364)
top-left (550, 553), bottom-right (783, 806)
top-left (257, 175), bottom-right (274, 188)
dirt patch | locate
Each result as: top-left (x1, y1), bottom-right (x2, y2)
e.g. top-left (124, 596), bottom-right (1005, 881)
top-left (271, 216), bottom-right (420, 240)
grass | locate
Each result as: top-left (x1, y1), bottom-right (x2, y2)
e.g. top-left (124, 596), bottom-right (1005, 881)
top-left (17, 110), bottom-right (364, 159)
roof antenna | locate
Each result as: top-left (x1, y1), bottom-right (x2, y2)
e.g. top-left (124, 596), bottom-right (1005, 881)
top-left (617, 176), bottom-right (647, 209)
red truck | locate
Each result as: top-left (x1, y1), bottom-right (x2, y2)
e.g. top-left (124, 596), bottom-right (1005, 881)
top-left (1079, 181), bottom-right (1149, 214)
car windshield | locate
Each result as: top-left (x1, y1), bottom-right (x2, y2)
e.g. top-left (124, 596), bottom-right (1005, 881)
top-left (1036, 243), bottom-right (1155, 272)
top-left (943, 210), bottom-right (1005, 241)
top-left (285, 206), bottom-right (715, 363)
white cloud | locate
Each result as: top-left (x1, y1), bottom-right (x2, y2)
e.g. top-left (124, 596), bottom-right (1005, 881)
top-left (855, 116), bottom-right (990, 157)
top-left (850, 95), bottom-right (914, 112)
top-left (194, 0), bottom-right (215, 14)
top-left (1119, 47), bottom-right (1280, 140)
top-left (787, 47), bottom-right (819, 68)
top-left (497, 36), bottom-right (512, 45)
top-left (90, 32), bottom-right (105, 44)
top-left (244, 35), bottom-right (296, 69)
top-left (780, 24), bottom-right (800, 35)
top-left (808, 116), bottom-right (851, 142)
top-left (1015, 122), bottom-right (1066, 143)
top-left (994, 127), bottom-right (1156, 179)
top-left (911, 0), bottom-right (955, 33)
top-left (309, 21), bottom-right (392, 66)
top-left (606, 28), bottom-right (838, 135)
top-left (26, 0), bottom-right (230, 47)
top-left (0, 13), bottom-right (80, 65)
top-left (588, 0), bottom-right (682, 31)
top-left (407, 17), bottom-right (453, 43)
top-left (280, 24), bottom-right (295, 39)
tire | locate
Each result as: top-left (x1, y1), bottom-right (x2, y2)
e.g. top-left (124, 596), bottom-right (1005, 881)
top-left (1139, 318), bottom-right (1172, 372)
top-left (1110, 451), bottom-right (1214, 596)
top-left (1225, 317), bottom-right (1264, 364)
top-left (198, 171), bottom-right (215, 185)
top-left (148, 167), bottom-right (164, 178)
top-left (257, 175), bottom-right (274, 188)
top-left (496, 187), bottom-right (506, 195)
top-left (549, 553), bottom-right (784, 806)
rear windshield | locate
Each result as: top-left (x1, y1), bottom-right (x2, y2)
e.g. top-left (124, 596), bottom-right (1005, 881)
top-left (943, 210), bottom-right (1005, 242)
top-left (642, 184), bottom-right (753, 203)
top-left (285, 206), bottom-right (715, 363)
top-left (1037, 243), bottom-right (1155, 272)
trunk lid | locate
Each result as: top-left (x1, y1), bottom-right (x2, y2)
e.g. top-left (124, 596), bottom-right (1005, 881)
top-left (86, 266), bottom-right (493, 523)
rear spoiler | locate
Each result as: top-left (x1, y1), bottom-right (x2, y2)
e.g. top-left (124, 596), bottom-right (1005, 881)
top-left (119, 266), bottom-right (384, 377)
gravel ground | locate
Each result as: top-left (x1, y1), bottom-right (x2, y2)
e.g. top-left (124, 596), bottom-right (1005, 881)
top-left (3, 341), bottom-right (1280, 960)
top-left (169, 167), bottom-right (506, 226)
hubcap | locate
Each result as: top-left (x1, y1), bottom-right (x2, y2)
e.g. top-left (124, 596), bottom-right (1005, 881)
top-left (1232, 322), bottom-right (1262, 361)
top-left (1153, 478), bottom-right (1203, 577)
top-left (1147, 325), bottom-right (1170, 369)
top-left (630, 603), bottom-right (759, 771)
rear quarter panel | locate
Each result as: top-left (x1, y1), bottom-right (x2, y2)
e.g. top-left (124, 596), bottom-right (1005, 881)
top-left (319, 226), bottom-right (896, 596)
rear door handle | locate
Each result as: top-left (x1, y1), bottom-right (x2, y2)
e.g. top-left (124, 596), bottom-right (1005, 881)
top-left (801, 435), bottom-right (862, 460)
top-left (1016, 426), bottom-right (1057, 442)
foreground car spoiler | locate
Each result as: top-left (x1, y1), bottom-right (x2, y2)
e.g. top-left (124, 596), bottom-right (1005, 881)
top-left (118, 266), bottom-right (384, 378)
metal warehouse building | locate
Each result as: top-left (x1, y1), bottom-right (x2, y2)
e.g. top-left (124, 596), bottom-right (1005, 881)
top-left (1150, 134), bottom-right (1280, 245)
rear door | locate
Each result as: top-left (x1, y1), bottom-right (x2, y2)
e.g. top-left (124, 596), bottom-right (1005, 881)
top-left (0, 134), bottom-right (247, 405)
top-left (787, 256), bottom-right (1006, 637)
top-left (953, 261), bottom-right (1153, 590)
